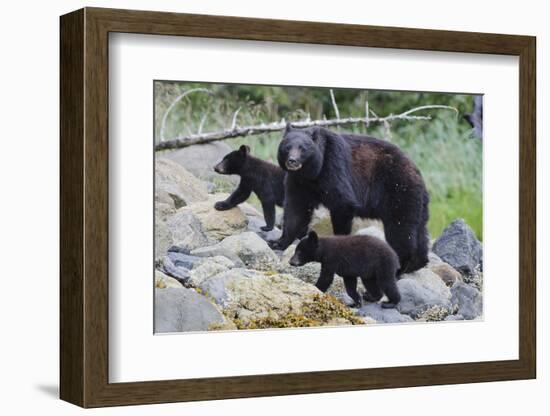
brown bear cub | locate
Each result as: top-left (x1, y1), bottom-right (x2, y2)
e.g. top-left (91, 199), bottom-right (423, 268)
top-left (289, 231), bottom-right (401, 308)
top-left (213, 145), bottom-right (285, 231)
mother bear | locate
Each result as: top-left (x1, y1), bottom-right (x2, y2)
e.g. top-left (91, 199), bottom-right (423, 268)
top-left (270, 124), bottom-right (430, 274)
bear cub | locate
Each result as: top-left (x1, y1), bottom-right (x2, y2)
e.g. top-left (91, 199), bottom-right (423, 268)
top-left (214, 145), bottom-right (285, 231)
top-left (289, 231), bottom-right (401, 308)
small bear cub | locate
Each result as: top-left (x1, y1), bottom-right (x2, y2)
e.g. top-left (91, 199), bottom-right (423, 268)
top-left (289, 231), bottom-right (401, 308)
top-left (213, 145), bottom-right (285, 231)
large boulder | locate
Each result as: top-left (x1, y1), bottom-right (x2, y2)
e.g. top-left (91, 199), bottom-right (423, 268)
top-left (155, 157), bottom-right (208, 211)
top-left (154, 287), bottom-right (235, 333)
top-left (183, 195), bottom-right (248, 241)
top-left (426, 252), bottom-right (462, 287)
top-left (451, 281), bottom-right (483, 320)
top-left (164, 210), bottom-right (211, 252)
top-left (397, 269), bottom-right (452, 318)
top-left (246, 215), bottom-right (282, 241)
top-left (432, 219), bottom-right (482, 276)
top-left (191, 232), bottom-right (279, 271)
top-left (155, 270), bottom-right (183, 289)
top-left (357, 303), bottom-right (413, 324)
top-left (159, 142), bottom-right (238, 186)
top-left (197, 268), bottom-right (361, 327)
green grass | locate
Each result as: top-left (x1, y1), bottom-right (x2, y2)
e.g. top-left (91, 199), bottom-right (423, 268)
top-left (155, 82), bottom-right (483, 240)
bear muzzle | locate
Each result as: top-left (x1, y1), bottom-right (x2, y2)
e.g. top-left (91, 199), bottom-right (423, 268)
top-left (285, 158), bottom-right (302, 171)
top-left (289, 254), bottom-right (304, 267)
top-left (213, 161), bottom-right (226, 174)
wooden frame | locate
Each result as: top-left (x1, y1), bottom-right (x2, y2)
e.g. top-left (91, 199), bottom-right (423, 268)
top-left (60, 7), bottom-right (536, 408)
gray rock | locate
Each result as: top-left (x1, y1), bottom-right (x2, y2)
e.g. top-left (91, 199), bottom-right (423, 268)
top-left (155, 157), bottom-right (208, 210)
top-left (154, 287), bottom-right (235, 333)
top-left (444, 314), bottom-right (465, 321)
top-left (397, 269), bottom-right (452, 318)
top-left (198, 268), bottom-right (322, 323)
top-left (247, 215), bottom-right (283, 241)
top-left (161, 256), bottom-right (191, 283)
top-left (357, 303), bottom-right (413, 323)
top-left (166, 251), bottom-right (201, 270)
top-left (187, 260), bottom-right (231, 287)
top-left (160, 142), bottom-right (238, 185)
top-left (451, 281), bottom-right (483, 320)
top-left (155, 270), bottom-right (183, 289)
top-left (191, 232), bottom-right (279, 271)
top-left (432, 219), bottom-right (482, 276)
top-left (164, 210), bottom-right (211, 253)
top-left (183, 195), bottom-right (248, 241)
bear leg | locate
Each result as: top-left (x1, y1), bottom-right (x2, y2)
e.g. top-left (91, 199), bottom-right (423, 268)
top-left (315, 267), bottom-right (335, 293)
top-left (260, 199), bottom-right (276, 231)
top-left (342, 276), bottom-right (362, 307)
top-left (361, 276), bottom-right (383, 303)
top-left (383, 222), bottom-right (418, 275)
top-left (329, 208), bottom-right (354, 235)
top-left (376, 268), bottom-right (401, 308)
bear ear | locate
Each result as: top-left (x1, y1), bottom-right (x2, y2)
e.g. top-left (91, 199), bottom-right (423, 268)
top-left (307, 230), bottom-right (318, 243)
top-left (309, 126), bottom-right (322, 142)
top-left (239, 145), bottom-right (250, 155)
top-left (284, 122), bottom-right (293, 135)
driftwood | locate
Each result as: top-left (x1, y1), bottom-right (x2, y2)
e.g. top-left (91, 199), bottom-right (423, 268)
top-left (155, 87), bottom-right (458, 151)
top-left (155, 104), bottom-right (458, 151)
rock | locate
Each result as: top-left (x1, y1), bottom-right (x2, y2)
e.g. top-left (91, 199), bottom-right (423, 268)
top-left (154, 287), bottom-right (235, 332)
top-left (160, 256), bottom-right (191, 283)
top-left (429, 263), bottom-right (462, 287)
top-left (397, 269), bottom-right (452, 318)
top-left (198, 268), bottom-right (321, 322)
top-left (444, 314), bottom-right (465, 321)
top-left (160, 141), bottom-right (238, 185)
top-left (155, 270), bottom-right (183, 289)
top-left (355, 225), bottom-right (386, 241)
top-left (247, 215), bottom-right (282, 241)
top-left (166, 250), bottom-right (201, 269)
top-left (432, 219), bottom-right (482, 276)
top-left (239, 202), bottom-right (263, 218)
top-left (191, 232), bottom-right (279, 271)
top-left (160, 251), bottom-right (203, 284)
top-left (198, 255), bottom-right (237, 269)
top-left (165, 210), bottom-right (211, 252)
top-left (188, 260), bottom-right (231, 287)
top-left (451, 281), bottom-right (483, 320)
top-left (155, 213), bottom-right (172, 261)
top-left (196, 269), bottom-right (361, 327)
top-left (155, 157), bottom-right (208, 211)
top-left (357, 303), bottom-right (413, 323)
top-left (183, 195), bottom-right (248, 241)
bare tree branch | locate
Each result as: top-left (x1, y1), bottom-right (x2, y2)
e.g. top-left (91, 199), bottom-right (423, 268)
top-left (230, 107), bottom-right (241, 130)
top-left (329, 89), bottom-right (340, 119)
top-left (159, 88), bottom-right (212, 142)
top-left (155, 104), bottom-right (458, 151)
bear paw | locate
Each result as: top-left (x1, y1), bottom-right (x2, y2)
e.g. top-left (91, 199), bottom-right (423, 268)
top-left (214, 201), bottom-right (232, 211)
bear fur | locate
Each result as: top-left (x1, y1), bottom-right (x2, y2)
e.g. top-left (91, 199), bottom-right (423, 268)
top-left (289, 231), bottom-right (401, 308)
top-left (214, 145), bottom-right (285, 231)
top-left (272, 125), bottom-right (430, 274)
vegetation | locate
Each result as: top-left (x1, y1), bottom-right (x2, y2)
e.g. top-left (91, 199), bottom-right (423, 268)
top-left (232, 294), bottom-right (364, 329)
top-left (154, 82), bottom-right (482, 240)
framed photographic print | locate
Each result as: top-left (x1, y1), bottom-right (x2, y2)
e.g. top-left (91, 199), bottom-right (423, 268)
top-left (60, 7), bottom-right (536, 408)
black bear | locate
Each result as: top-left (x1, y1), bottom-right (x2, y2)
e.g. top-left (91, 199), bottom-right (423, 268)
top-left (289, 231), bottom-right (401, 308)
top-left (272, 125), bottom-right (430, 274)
top-left (213, 145), bottom-right (285, 231)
